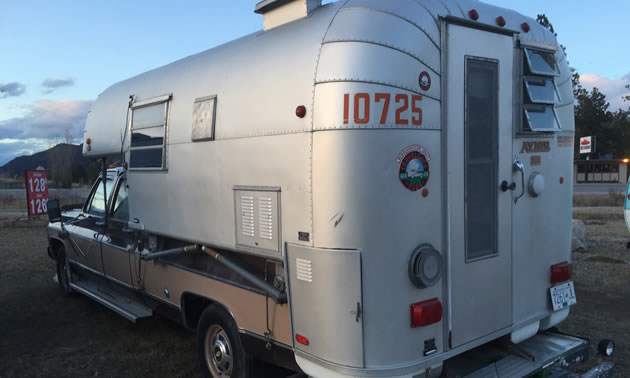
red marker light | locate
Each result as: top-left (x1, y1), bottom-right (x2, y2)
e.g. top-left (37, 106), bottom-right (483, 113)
top-left (86, 145), bottom-right (92, 152)
top-left (496, 16), bottom-right (506, 27)
top-left (469, 9), bottom-right (479, 21)
top-left (296, 105), bottom-right (307, 118)
top-left (411, 298), bottom-right (442, 328)
top-left (86, 138), bottom-right (91, 145)
top-left (521, 22), bottom-right (530, 32)
top-left (551, 262), bottom-right (572, 284)
top-left (295, 334), bottom-right (309, 346)
top-left (422, 188), bottom-right (429, 198)
top-left (559, 177), bottom-right (564, 184)
top-left (627, 194), bottom-right (630, 200)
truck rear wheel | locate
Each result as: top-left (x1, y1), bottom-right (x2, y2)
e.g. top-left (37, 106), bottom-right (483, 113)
top-left (197, 305), bottom-right (251, 378)
top-left (56, 247), bottom-right (72, 296)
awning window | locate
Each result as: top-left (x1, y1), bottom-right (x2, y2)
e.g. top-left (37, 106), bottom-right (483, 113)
top-left (524, 77), bottom-right (561, 104)
top-left (523, 104), bottom-right (561, 132)
top-left (524, 48), bottom-right (559, 76)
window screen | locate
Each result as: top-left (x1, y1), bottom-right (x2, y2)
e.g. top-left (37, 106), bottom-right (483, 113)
top-left (465, 58), bottom-right (498, 261)
top-left (130, 97), bottom-right (169, 169)
top-left (523, 104), bottom-right (560, 131)
top-left (524, 48), bottom-right (559, 76)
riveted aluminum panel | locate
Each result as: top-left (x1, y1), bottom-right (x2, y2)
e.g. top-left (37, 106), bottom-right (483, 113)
top-left (316, 42), bottom-right (441, 101)
top-left (342, 0), bottom-right (440, 47)
top-left (313, 82), bottom-right (441, 130)
top-left (311, 129), bottom-right (443, 367)
top-left (287, 245), bottom-right (364, 368)
top-left (324, 7), bottom-right (440, 74)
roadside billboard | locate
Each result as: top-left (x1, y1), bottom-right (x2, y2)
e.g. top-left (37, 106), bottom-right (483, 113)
top-left (580, 136), bottom-right (595, 154)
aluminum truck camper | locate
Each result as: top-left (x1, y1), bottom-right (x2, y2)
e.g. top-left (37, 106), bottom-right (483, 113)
top-left (46, 0), bottom-right (611, 377)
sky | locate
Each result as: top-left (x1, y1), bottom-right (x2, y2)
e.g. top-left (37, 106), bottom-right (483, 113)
top-left (1, 0), bottom-right (629, 166)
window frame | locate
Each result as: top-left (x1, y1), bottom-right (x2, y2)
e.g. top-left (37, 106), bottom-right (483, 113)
top-left (82, 176), bottom-right (116, 218)
top-left (523, 47), bottom-right (560, 77)
top-left (523, 104), bottom-right (562, 132)
top-left (129, 94), bottom-right (172, 171)
top-left (110, 174), bottom-right (130, 222)
top-left (523, 76), bottom-right (561, 105)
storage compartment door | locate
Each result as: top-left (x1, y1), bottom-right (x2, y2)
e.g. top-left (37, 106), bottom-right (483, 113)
top-left (287, 245), bottom-right (363, 367)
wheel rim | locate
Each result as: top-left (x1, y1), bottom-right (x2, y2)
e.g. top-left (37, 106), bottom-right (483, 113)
top-left (204, 324), bottom-right (233, 377)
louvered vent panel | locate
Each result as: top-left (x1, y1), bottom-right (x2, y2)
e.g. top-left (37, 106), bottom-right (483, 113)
top-left (234, 188), bottom-right (280, 255)
top-left (296, 258), bottom-right (313, 283)
top-left (258, 197), bottom-right (273, 240)
top-left (240, 195), bottom-right (255, 237)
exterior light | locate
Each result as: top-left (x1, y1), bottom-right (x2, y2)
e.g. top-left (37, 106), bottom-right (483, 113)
top-left (622, 158), bottom-right (629, 163)
top-left (598, 339), bottom-right (615, 357)
top-left (551, 262), bottom-right (572, 284)
top-left (496, 16), bottom-right (506, 27)
top-left (521, 22), bottom-right (530, 32)
top-left (296, 105), bottom-right (307, 118)
top-left (469, 9), bottom-right (479, 21)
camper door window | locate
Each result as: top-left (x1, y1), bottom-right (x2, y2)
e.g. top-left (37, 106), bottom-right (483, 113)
top-left (129, 98), bottom-right (169, 169)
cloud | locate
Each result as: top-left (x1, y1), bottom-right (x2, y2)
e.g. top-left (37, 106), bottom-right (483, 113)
top-left (0, 99), bottom-right (93, 142)
top-left (0, 82), bottom-right (26, 99)
top-left (41, 78), bottom-right (75, 94)
top-left (580, 72), bottom-right (630, 112)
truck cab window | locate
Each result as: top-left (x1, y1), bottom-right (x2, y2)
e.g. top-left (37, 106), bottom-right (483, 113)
top-left (111, 179), bottom-right (129, 221)
top-left (86, 177), bottom-right (115, 217)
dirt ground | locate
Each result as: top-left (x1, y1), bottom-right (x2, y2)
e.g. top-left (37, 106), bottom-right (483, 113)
top-left (0, 206), bottom-right (627, 377)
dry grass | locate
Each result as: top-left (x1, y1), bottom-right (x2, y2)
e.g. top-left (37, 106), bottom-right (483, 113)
top-left (573, 191), bottom-right (625, 208)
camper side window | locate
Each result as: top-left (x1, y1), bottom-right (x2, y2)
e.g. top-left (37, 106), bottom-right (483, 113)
top-left (129, 96), bottom-right (170, 169)
top-left (522, 48), bottom-right (561, 132)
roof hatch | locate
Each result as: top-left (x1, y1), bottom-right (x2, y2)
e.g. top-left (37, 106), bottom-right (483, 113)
top-left (255, 0), bottom-right (322, 30)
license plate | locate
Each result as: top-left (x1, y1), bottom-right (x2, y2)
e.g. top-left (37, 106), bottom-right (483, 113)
top-left (549, 281), bottom-right (577, 311)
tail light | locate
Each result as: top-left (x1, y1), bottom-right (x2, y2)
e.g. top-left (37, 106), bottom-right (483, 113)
top-left (411, 298), bottom-right (442, 328)
top-left (551, 262), bottom-right (572, 284)
top-left (295, 334), bottom-right (309, 346)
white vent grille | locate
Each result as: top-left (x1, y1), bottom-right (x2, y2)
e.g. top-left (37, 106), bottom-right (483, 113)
top-left (240, 195), bottom-right (255, 237)
top-left (296, 258), bottom-right (313, 283)
top-left (258, 197), bottom-right (273, 240)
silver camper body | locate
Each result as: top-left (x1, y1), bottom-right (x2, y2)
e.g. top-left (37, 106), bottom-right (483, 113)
top-left (48, 0), bottom-right (584, 376)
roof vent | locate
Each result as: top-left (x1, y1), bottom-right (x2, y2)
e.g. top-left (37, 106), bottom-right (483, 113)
top-left (255, 0), bottom-right (322, 30)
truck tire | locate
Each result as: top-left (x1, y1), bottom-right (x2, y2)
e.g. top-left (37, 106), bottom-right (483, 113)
top-left (56, 247), bottom-right (73, 296)
top-left (197, 305), bottom-right (252, 378)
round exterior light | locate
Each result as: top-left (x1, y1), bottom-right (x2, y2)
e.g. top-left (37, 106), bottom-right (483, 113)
top-left (409, 244), bottom-right (442, 288)
top-left (496, 16), bottom-right (506, 27)
top-left (469, 9), bottom-right (479, 21)
top-left (296, 105), bottom-right (307, 118)
top-left (521, 22), bottom-right (531, 32)
top-left (598, 339), bottom-right (615, 357)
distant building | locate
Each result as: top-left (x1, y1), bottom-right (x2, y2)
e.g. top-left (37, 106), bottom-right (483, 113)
top-left (573, 159), bottom-right (628, 184)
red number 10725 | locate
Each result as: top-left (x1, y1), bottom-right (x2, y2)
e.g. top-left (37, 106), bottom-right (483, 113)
top-left (343, 93), bottom-right (422, 126)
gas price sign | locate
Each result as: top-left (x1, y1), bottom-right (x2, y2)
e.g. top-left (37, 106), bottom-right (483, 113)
top-left (25, 170), bottom-right (49, 216)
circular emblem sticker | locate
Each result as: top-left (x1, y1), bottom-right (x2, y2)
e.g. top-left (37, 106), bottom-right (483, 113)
top-left (418, 71), bottom-right (431, 91)
top-left (397, 145), bottom-right (431, 192)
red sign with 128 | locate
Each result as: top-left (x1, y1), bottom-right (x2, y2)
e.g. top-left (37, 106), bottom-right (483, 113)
top-left (25, 170), bottom-right (49, 216)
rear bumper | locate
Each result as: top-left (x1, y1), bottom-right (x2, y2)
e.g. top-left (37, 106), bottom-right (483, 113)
top-left (445, 331), bottom-right (596, 378)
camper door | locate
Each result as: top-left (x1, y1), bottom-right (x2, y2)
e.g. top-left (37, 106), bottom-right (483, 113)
top-left (446, 23), bottom-right (515, 347)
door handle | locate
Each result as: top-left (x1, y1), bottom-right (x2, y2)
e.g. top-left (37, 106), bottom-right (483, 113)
top-left (500, 180), bottom-right (517, 192)
top-left (513, 156), bottom-right (525, 204)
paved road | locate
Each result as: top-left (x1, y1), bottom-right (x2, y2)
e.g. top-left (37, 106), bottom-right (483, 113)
top-left (573, 183), bottom-right (626, 193)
